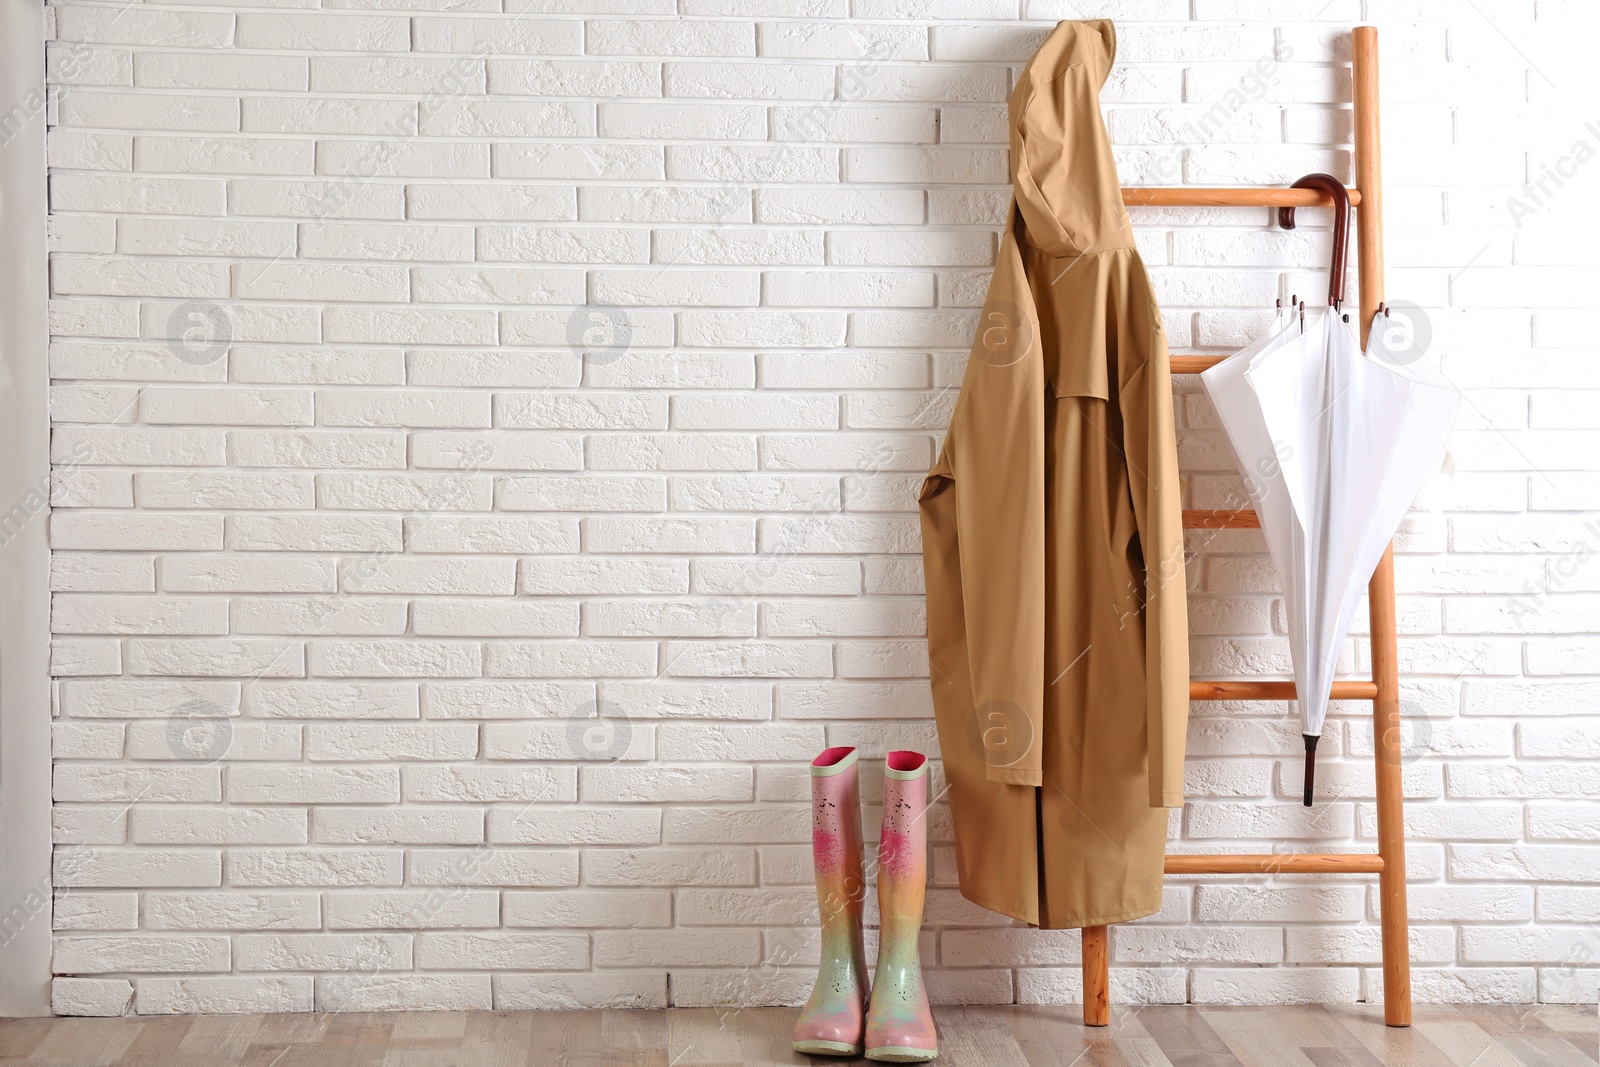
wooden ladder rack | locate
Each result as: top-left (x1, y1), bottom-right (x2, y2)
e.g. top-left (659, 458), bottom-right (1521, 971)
top-left (1079, 26), bottom-right (1411, 1029)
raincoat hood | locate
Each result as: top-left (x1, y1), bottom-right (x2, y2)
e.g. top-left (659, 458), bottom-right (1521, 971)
top-left (1011, 19), bottom-right (1133, 260)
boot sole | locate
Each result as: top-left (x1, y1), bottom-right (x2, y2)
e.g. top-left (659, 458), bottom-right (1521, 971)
top-left (794, 1038), bottom-right (864, 1056)
top-left (865, 1047), bottom-right (937, 1062)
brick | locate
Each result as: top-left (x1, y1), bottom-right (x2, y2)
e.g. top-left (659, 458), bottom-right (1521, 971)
top-left (408, 849), bottom-right (578, 887)
top-left (421, 681), bottom-right (596, 719)
top-left (245, 682), bottom-right (419, 720)
top-left (144, 892), bottom-right (319, 931)
top-left (228, 849), bottom-right (404, 887)
top-left (229, 515), bottom-right (403, 553)
top-left (493, 973), bottom-right (666, 1010)
top-left (318, 974), bottom-right (491, 1012)
top-left (131, 808), bottom-right (307, 846)
top-left (136, 976), bottom-right (313, 1015)
top-left (306, 723), bottom-right (478, 762)
top-left (580, 765), bottom-right (752, 804)
top-left (227, 766), bottom-right (400, 804)
top-left (232, 597), bottom-right (408, 638)
top-left (235, 933), bottom-right (412, 971)
top-left (415, 18), bottom-right (580, 55)
top-left (488, 807), bottom-right (660, 846)
top-left (404, 764), bottom-right (576, 803)
top-left (55, 766), bottom-right (220, 805)
top-left (53, 514), bottom-right (223, 552)
top-left (52, 596), bottom-right (227, 636)
top-left (585, 848), bottom-right (755, 887)
top-left (340, 557), bottom-right (514, 596)
top-left (163, 556), bottom-right (336, 594)
top-left (636, 682), bottom-right (780, 722)
top-left (232, 348), bottom-right (406, 385)
top-left (53, 722), bottom-right (125, 760)
top-left (481, 721), bottom-right (655, 762)
top-left (54, 895), bottom-right (137, 934)
top-left (136, 53), bottom-right (306, 92)
top-left (599, 102), bottom-right (765, 141)
top-left (52, 978), bottom-right (132, 1017)
top-left (135, 472), bottom-right (313, 509)
top-left (54, 808), bottom-right (128, 846)
top-left (324, 890), bottom-right (499, 929)
top-left (126, 639), bottom-right (304, 678)
top-left (593, 930), bottom-right (760, 968)
top-left (59, 679), bottom-right (239, 719)
top-left (54, 849), bottom-right (222, 888)
top-left (316, 473), bottom-right (494, 511)
top-left (416, 932), bottom-right (588, 970)
top-left (313, 806), bottom-right (484, 845)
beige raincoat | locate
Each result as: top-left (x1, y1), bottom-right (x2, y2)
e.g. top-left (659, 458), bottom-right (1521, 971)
top-left (918, 19), bottom-right (1189, 929)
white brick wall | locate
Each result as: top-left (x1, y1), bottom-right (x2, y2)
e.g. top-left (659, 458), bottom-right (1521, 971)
top-left (40, 0), bottom-right (1600, 1015)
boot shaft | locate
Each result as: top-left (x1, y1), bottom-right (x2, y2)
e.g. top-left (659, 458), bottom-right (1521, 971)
top-left (877, 750), bottom-right (929, 926)
top-left (810, 746), bottom-right (868, 926)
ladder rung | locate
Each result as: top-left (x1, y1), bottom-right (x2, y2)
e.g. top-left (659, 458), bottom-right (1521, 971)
top-left (1184, 508), bottom-right (1259, 529)
top-left (1172, 355), bottom-right (1225, 375)
top-left (1190, 680), bottom-right (1379, 701)
top-left (1123, 186), bottom-right (1362, 208)
top-left (1166, 853), bottom-right (1385, 875)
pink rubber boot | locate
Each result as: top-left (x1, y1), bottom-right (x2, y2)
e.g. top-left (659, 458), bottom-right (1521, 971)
top-left (865, 751), bottom-right (937, 1062)
top-left (793, 746), bottom-right (870, 1056)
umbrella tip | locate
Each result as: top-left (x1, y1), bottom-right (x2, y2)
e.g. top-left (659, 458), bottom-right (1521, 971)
top-left (1302, 735), bottom-right (1319, 807)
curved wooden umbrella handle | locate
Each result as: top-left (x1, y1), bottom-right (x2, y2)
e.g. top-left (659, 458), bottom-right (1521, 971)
top-left (1277, 173), bottom-right (1350, 309)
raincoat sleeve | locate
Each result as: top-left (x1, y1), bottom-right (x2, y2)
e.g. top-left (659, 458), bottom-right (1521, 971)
top-left (1121, 309), bottom-right (1190, 807)
top-left (920, 225), bottom-right (1046, 788)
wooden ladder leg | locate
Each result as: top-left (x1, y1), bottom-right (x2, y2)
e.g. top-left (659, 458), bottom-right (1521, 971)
top-left (1371, 548), bottom-right (1412, 1025)
top-left (1355, 25), bottom-right (1411, 1028)
top-left (1082, 925), bottom-right (1109, 1026)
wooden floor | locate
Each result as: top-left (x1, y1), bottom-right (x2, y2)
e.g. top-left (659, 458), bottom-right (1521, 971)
top-left (1, 1003), bottom-right (1595, 1066)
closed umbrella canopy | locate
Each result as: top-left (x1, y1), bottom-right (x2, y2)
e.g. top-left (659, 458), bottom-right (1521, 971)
top-left (1200, 177), bottom-right (1460, 804)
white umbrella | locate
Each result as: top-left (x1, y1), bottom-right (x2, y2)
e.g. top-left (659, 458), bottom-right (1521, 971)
top-left (1200, 177), bottom-right (1459, 804)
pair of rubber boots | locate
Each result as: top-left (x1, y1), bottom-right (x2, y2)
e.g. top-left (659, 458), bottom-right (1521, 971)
top-left (793, 747), bottom-right (937, 1062)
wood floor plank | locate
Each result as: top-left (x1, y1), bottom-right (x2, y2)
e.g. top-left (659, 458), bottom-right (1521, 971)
top-left (119, 1015), bottom-right (198, 1065)
top-left (1497, 1034), bottom-right (1598, 1067)
top-left (1526, 1004), bottom-right (1599, 1038)
top-left (524, 1006), bottom-right (604, 1067)
top-left (28, 1017), bottom-right (143, 1066)
top-left (1134, 1004), bottom-right (1242, 1067)
top-left (0, 1017), bottom-right (53, 1059)
top-left (1413, 1019), bottom-right (1525, 1067)
top-left (3, 1003), bottom-right (1596, 1065)
top-left (460, 1010), bottom-right (544, 1067)
top-left (1202, 1008), bottom-right (1324, 1067)
top-left (928, 1005), bottom-right (1031, 1067)
top-left (1278, 1003), bottom-right (1385, 1065)
top-left (1332, 1005), bottom-right (1461, 1067)
top-left (1008, 1003), bottom-right (1168, 1067)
